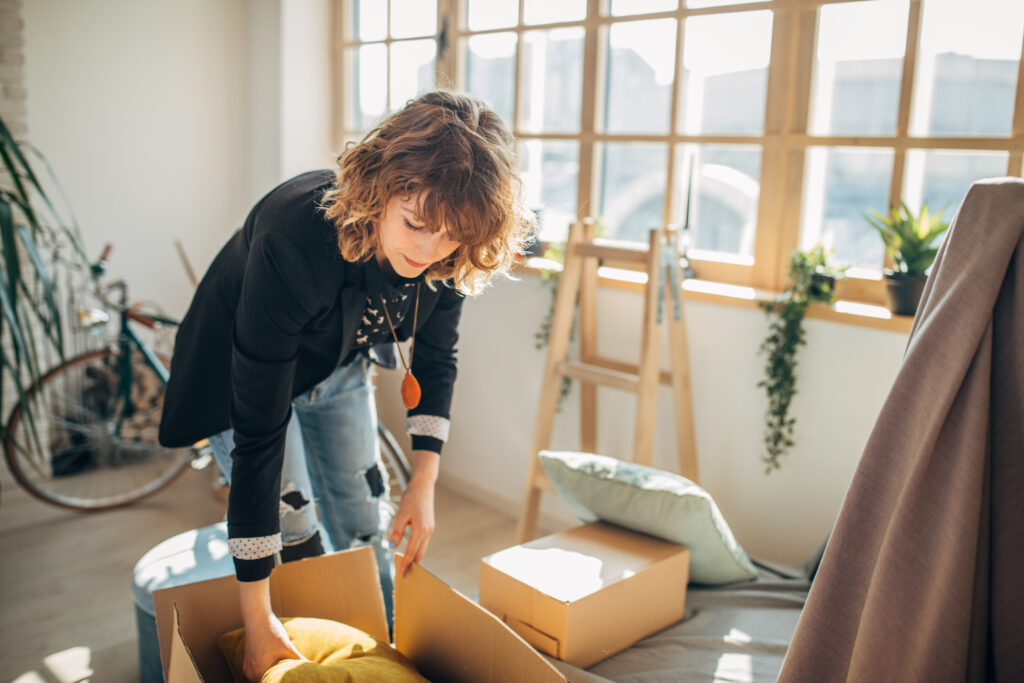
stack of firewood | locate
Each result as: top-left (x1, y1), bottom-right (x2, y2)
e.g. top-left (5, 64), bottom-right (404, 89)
top-left (119, 354), bottom-right (165, 443)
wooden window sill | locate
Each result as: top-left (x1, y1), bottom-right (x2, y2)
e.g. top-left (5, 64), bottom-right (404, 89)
top-left (517, 257), bottom-right (913, 335)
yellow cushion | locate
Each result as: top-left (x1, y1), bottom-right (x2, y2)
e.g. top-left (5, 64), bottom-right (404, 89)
top-left (218, 617), bottom-right (429, 683)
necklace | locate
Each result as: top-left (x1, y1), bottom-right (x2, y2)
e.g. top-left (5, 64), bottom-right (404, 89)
top-left (380, 282), bottom-right (421, 409)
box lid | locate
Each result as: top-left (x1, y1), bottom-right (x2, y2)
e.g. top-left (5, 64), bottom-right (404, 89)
top-left (396, 556), bottom-right (568, 682)
top-left (482, 522), bottom-right (686, 602)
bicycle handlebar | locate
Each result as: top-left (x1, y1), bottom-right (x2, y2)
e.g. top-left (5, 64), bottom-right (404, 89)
top-left (83, 242), bottom-right (179, 328)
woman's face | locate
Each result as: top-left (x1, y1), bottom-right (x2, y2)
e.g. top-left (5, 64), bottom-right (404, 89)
top-left (376, 194), bottom-right (462, 278)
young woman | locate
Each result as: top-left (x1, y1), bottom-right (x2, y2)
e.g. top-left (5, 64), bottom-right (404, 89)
top-left (158, 90), bottom-right (531, 679)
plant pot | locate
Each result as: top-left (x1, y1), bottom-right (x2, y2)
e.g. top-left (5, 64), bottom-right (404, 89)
top-left (809, 272), bottom-right (836, 300)
top-left (884, 271), bottom-right (927, 316)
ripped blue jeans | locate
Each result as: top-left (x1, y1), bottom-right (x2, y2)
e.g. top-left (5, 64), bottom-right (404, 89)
top-left (208, 356), bottom-right (395, 621)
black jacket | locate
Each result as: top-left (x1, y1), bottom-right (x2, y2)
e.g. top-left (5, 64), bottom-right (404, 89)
top-left (159, 170), bottom-right (462, 542)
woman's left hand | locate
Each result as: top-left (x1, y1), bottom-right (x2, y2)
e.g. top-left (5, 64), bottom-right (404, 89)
top-left (388, 450), bottom-right (440, 577)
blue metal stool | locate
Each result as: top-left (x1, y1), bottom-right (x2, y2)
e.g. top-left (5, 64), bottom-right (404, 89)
top-left (131, 523), bottom-right (233, 682)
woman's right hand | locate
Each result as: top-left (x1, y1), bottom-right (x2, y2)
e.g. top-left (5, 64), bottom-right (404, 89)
top-left (238, 577), bottom-right (307, 682)
top-left (242, 612), bottom-right (306, 682)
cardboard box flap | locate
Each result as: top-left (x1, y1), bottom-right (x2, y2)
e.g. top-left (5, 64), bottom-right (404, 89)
top-left (168, 602), bottom-right (203, 683)
top-left (394, 557), bottom-right (567, 682)
top-left (504, 615), bottom-right (561, 658)
top-left (155, 547), bottom-right (387, 682)
top-left (483, 522), bottom-right (683, 602)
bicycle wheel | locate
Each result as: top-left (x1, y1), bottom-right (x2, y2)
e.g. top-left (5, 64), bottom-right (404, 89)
top-left (377, 421), bottom-right (411, 509)
top-left (3, 348), bottom-right (192, 511)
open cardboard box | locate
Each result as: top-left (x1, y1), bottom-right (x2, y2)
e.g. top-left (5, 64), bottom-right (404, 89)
top-left (479, 522), bottom-right (690, 669)
top-left (154, 546), bottom-right (567, 682)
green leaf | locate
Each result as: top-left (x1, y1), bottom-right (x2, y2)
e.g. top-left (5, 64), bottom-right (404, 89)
top-left (0, 198), bottom-right (20, 304)
top-left (0, 347), bottom-right (46, 473)
top-left (0, 112), bottom-right (91, 458)
top-left (866, 201), bottom-right (949, 275)
top-left (16, 225), bottom-right (64, 353)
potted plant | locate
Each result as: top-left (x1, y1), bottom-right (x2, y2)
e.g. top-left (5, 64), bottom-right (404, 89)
top-left (758, 245), bottom-right (845, 473)
top-left (1, 114), bottom-right (89, 449)
top-left (865, 202), bottom-right (950, 316)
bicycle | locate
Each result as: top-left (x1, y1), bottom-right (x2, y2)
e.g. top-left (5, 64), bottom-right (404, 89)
top-left (3, 245), bottom-right (412, 511)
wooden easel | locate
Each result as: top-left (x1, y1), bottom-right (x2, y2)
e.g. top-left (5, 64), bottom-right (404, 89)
top-left (516, 220), bottom-right (699, 542)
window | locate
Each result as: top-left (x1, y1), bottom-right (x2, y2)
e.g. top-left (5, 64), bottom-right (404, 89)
top-left (338, 0), bottom-right (1024, 306)
top-left (341, 0), bottom-right (441, 145)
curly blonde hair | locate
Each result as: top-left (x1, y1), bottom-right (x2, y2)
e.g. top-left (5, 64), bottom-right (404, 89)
top-left (321, 91), bottom-right (533, 294)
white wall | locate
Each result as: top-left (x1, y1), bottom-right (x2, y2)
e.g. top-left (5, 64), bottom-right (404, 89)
top-left (24, 0), bottom-right (335, 318)
top-left (24, 1), bottom-right (911, 565)
top-left (378, 275), bottom-right (908, 564)
top-left (24, 0), bottom-right (251, 317)
top-left (279, 0), bottom-right (335, 180)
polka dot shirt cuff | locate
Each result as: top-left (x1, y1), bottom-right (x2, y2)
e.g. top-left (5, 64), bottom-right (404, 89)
top-left (228, 533), bottom-right (282, 560)
top-left (407, 414), bottom-right (449, 442)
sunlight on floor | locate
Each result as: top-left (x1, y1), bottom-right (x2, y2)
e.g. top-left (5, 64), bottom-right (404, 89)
top-left (11, 672), bottom-right (48, 683)
top-left (43, 645), bottom-right (93, 683)
top-left (714, 651), bottom-right (754, 682)
top-left (11, 646), bottom-right (96, 683)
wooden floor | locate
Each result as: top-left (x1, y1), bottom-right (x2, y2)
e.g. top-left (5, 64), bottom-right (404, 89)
top-left (0, 460), bottom-right (524, 682)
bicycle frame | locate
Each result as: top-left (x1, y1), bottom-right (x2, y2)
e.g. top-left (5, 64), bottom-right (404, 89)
top-left (103, 284), bottom-right (178, 436)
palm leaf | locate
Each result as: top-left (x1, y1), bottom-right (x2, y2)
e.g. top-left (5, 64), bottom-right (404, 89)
top-left (0, 193), bottom-right (64, 360)
top-left (0, 198), bottom-right (20, 304)
top-left (0, 345), bottom-right (45, 464)
top-left (0, 118), bottom-right (62, 233)
top-left (16, 225), bottom-right (64, 353)
top-left (0, 113), bottom-right (88, 456)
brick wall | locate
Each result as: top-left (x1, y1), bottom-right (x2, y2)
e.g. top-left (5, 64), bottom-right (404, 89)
top-left (1, 0), bottom-right (25, 419)
top-left (0, 0), bottom-right (24, 138)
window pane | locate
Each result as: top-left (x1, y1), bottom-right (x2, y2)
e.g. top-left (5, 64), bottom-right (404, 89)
top-left (677, 144), bottom-right (761, 262)
top-left (467, 0), bottom-right (518, 30)
top-left (390, 0), bottom-right (436, 39)
top-left (610, 0), bottom-right (676, 17)
top-left (520, 28), bottom-right (584, 134)
top-left (904, 150), bottom-right (1009, 218)
top-left (810, 0), bottom-right (908, 136)
top-left (351, 0), bottom-right (386, 41)
top-left (389, 40), bottom-right (435, 110)
top-left (910, 0), bottom-right (1024, 137)
top-left (682, 11), bottom-right (772, 135)
top-left (465, 33), bottom-right (517, 126)
top-left (600, 143), bottom-right (667, 242)
top-left (605, 19), bottom-right (676, 134)
top-left (347, 44), bottom-right (387, 130)
top-left (524, 0), bottom-right (586, 26)
top-left (520, 140), bottom-right (580, 243)
top-left (801, 147), bottom-right (894, 270)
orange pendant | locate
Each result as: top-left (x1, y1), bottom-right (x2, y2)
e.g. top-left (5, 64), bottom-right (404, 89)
top-left (401, 371), bottom-right (421, 410)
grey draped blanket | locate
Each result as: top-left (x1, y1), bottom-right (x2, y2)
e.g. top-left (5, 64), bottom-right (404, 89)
top-left (779, 178), bottom-right (1024, 682)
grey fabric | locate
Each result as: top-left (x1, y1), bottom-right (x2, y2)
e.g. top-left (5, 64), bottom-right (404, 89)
top-left (779, 178), bottom-right (1024, 682)
top-left (549, 568), bottom-right (809, 682)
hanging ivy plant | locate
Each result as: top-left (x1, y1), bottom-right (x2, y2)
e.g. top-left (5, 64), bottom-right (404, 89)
top-left (758, 245), bottom-right (845, 473)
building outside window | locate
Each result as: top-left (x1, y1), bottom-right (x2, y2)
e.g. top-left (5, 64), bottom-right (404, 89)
top-left (337, 0), bottom-right (1024, 307)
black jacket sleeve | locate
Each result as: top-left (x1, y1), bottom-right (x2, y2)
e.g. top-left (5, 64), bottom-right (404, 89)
top-left (407, 283), bottom-right (463, 452)
top-left (227, 231), bottom-right (319, 580)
